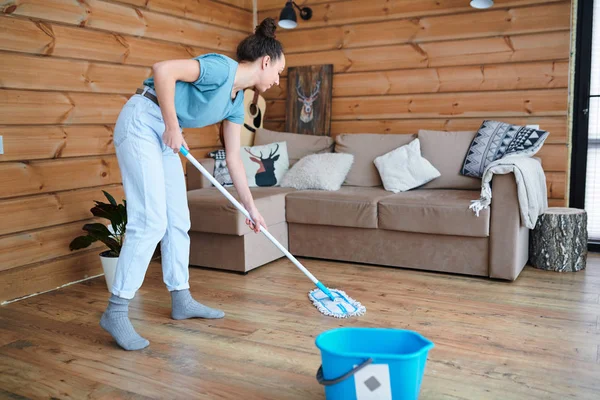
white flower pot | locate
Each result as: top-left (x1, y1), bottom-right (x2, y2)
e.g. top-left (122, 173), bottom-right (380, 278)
top-left (99, 251), bottom-right (119, 292)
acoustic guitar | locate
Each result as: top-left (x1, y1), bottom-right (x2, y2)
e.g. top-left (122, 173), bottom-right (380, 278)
top-left (240, 88), bottom-right (266, 146)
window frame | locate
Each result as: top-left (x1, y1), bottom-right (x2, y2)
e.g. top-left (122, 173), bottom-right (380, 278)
top-left (570, 0), bottom-right (599, 252)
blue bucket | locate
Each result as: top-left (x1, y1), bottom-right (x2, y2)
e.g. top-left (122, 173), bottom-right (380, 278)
top-left (315, 327), bottom-right (434, 400)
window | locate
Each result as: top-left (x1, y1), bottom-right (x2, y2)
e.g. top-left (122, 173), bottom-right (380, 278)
top-left (572, 0), bottom-right (600, 250)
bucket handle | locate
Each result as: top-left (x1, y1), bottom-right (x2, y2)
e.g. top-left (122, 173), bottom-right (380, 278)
top-left (316, 358), bottom-right (374, 386)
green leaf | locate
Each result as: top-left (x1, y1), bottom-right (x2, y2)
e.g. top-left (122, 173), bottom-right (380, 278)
top-left (90, 203), bottom-right (123, 236)
top-left (104, 238), bottom-right (121, 256)
top-left (69, 235), bottom-right (97, 250)
top-left (82, 223), bottom-right (121, 255)
top-left (91, 204), bottom-right (118, 219)
top-left (83, 222), bottom-right (112, 238)
top-left (103, 190), bottom-right (117, 206)
top-left (118, 204), bottom-right (127, 230)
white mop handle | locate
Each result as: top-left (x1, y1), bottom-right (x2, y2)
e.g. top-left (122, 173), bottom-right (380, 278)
top-left (181, 147), bottom-right (320, 286)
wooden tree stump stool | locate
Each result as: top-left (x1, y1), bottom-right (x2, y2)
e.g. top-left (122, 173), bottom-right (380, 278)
top-left (529, 208), bottom-right (587, 272)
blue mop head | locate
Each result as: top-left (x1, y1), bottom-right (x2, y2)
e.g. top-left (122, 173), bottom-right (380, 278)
top-left (308, 288), bottom-right (366, 318)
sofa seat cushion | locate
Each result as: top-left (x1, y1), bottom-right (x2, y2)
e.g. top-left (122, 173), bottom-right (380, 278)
top-left (285, 186), bottom-right (394, 229)
top-left (187, 187), bottom-right (295, 235)
top-left (378, 190), bottom-right (490, 237)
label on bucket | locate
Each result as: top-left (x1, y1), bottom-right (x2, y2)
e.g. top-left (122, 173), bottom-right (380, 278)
top-left (354, 363), bottom-right (392, 400)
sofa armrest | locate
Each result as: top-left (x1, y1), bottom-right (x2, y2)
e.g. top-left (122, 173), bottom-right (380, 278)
top-left (186, 158), bottom-right (215, 191)
top-left (489, 172), bottom-right (530, 280)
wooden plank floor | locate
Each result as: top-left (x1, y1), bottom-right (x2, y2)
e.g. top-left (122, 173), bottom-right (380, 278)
top-left (1, 253), bottom-right (599, 399)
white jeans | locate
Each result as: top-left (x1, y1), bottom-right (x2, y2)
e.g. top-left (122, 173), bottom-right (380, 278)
top-left (111, 88), bottom-right (191, 299)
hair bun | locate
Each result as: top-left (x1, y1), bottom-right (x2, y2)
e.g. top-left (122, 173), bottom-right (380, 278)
top-left (256, 17), bottom-right (277, 39)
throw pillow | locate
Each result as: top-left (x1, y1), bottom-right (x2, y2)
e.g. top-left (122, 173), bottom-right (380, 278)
top-left (280, 153), bottom-right (354, 191)
top-left (208, 149), bottom-right (233, 187)
top-left (240, 141), bottom-right (289, 187)
top-left (461, 120), bottom-right (550, 178)
top-left (373, 138), bottom-right (441, 193)
top-left (253, 128), bottom-right (334, 166)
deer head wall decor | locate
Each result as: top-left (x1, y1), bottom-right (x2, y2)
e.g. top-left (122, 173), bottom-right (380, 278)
top-left (285, 64), bottom-right (332, 136)
top-left (245, 144), bottom-right (280, 187)
top-left (296, 79), bottom-right (321, 123)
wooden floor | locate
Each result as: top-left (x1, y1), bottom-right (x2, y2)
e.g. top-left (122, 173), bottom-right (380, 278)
top-left (1, 254), bottom-right (599, 400)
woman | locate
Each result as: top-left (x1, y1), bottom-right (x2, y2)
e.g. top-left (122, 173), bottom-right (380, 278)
top-left (101, 18), bottom-right (285, 351)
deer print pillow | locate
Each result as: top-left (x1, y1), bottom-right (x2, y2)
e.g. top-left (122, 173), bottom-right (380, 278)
top-left (240, 141), bottom-right (290, 187)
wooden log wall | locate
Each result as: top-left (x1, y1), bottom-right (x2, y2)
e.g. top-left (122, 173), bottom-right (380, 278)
top-left (259, 0), bottom-right (573, 208)
top-left (0, 0), bottom-right (253, 302)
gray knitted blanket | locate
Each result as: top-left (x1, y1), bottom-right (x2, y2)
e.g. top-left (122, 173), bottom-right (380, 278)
top-left (469, 156), bottom-right (548, 229)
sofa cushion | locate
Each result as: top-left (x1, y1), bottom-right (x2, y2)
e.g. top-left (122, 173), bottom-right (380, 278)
top-left (253, 128), bottom-right (334, 166)
top-left (334, 133), bottom-right (416, 187)
top-left (378, 190), bottom-right (490, 237)
top-left (285, 186), bottom-right (394, 229)
top-left (187, 187), bottom-right (295, 235)
top-left (417, 130), bottom-right (481, 190)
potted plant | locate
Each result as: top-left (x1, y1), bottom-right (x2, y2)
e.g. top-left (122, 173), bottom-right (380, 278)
top-left (69, 190), bottom-right (126, 291)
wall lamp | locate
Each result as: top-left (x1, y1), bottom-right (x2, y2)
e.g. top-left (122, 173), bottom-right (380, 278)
top-left (278, 1), bottom-right (312, 29)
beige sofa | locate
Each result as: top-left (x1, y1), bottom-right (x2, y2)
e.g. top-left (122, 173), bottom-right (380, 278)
top-left (185, 128), bottom-right (534, 281)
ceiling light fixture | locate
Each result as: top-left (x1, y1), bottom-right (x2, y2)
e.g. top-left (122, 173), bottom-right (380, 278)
top-left (470, 0), bottom-right (494, 8)
top-left (278, 0), bottom-right (312, 29)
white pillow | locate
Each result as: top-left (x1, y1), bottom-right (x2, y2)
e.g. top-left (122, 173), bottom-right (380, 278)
top-left (280, 153), bottom-right (354, 191)
top-left (374, 138), bottom-right (440, 193)
top-left (240, 141), bottom-right (289, 187)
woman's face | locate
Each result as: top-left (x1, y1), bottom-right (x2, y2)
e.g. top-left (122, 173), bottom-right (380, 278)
top-left (257, 54), bottom-right (285, 92)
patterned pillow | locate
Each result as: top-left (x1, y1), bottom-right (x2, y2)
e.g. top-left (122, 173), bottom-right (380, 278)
top-left (461, 120), bottom-right (549, 178)
top-left (208, 149), bottom-right (233, 187)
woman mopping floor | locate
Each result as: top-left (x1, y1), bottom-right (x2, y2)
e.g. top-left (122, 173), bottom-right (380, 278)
top-left (101, 18), bottom-right (283, 351)
top-left (102, 17), bottom-right (364, 351)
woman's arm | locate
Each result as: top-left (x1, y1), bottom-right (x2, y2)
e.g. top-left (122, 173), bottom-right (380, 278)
top-left (222, 120), bottom-right (267, 232)
top-left (151, 59), bottom-right (199, 151)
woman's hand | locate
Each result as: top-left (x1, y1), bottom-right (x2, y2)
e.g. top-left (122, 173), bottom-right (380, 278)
top-left (162, 126), bottom-right (189, 153)
top-left (246, 206), bottom-right (267, 233)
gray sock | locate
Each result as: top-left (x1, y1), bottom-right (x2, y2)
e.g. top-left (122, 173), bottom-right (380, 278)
top-left (100, 294), bottom-right (149, 351)
top-left (171, 289), bottom-right (225, 320)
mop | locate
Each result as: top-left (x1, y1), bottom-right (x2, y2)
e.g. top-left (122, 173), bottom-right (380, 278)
top-left (181, 146), bottom-right (365, 318)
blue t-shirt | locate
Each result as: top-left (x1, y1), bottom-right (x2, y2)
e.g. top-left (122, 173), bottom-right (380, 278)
top-left (143, 53), bottom-right (244, 128)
